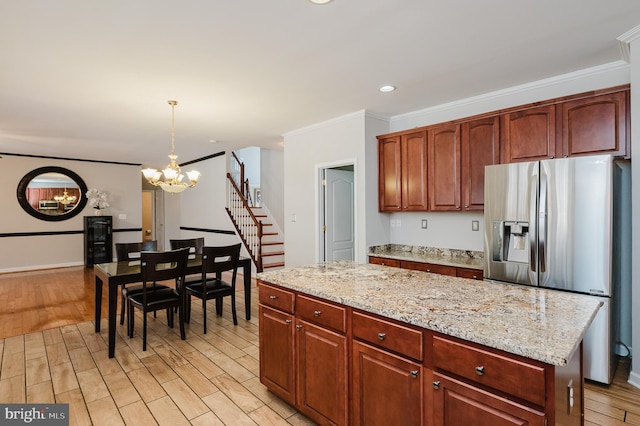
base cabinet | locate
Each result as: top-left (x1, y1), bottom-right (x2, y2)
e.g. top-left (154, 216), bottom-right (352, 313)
top-left (432, 373), bottom-right (546, 426)
top-left (259, 280), bottom-right (581, 426)
top-left (259, 284), bottom-right (348, 426)
top-left (352, 341), bottom-right (423, 426)
top-left (296, 320), bottom-right (348, 425)
top-left (258, 305), bottom-right (295, 404)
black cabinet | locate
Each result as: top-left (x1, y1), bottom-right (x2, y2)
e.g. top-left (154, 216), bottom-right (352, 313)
top-left (84, 216), bottom-right (113, 267)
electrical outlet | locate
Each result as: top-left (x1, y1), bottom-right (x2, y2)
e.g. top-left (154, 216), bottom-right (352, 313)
top-left (390, 219), bottom-right (396, 228)
top-left (472, 220), bottom-right (479, 231)
top-left (421, 219), bottom-right (428, 229)
top-left (396, 219), bottom-right (401, 228)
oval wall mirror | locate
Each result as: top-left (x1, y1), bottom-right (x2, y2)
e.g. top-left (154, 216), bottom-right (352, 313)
top-left (17, 166), bottom-right (88, 221)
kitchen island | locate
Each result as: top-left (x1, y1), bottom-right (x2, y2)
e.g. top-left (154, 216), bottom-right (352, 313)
top-left (258, 261), bottom-right (601, 426)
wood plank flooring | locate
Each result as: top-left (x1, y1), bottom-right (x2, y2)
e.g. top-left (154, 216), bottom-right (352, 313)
top-left (0, 266), bottom-right (638, 425)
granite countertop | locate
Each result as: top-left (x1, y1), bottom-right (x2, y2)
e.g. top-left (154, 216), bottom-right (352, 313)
top-left (257, 261), bottom-right (602, 366)
top-left (369, 244), bottom-right (484, 270)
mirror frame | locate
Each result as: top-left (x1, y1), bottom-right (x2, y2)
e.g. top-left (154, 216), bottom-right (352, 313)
top-left (17, 166), bottom-right (89, 222)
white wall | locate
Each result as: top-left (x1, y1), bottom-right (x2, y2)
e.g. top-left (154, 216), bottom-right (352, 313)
top-left (626, 30), bottom-right (640, 389)
top-left (0, 154), bottom-right (142, 272)
top-left (260, 148), bottom-right (284, 230)
top-left (178, 152), bottom-right (242, 248)
top-left (283, 111), bottom-right (389, 267)
top-left (389, 212), bottom-right (484, 251)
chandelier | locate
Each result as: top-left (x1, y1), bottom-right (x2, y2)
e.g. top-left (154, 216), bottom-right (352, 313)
top-left (142, 100), bottom-right (201, 194)
top-left (54, 187), bottom-right (77, 205)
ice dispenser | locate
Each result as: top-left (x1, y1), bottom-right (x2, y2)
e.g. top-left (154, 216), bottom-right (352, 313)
top-left (492, 221), bottom-right (529, 263)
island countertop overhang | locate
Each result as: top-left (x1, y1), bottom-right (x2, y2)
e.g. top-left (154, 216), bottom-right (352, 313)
top-left (257, 260), bottom-right (602, 366)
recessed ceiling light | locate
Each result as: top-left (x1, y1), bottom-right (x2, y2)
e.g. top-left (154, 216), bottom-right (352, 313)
top-left (379, 85), bottom-right (396, 93)
top-left (309, 0), bottom-right (333, 4)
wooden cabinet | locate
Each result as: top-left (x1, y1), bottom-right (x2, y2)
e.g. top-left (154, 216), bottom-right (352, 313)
top-left (368, 256), bottom-right (401, 268)
top-left (258, 284), bottom-right (348, 425)
top-left (352, 311), bottom-right (424, 426)
top-left (560, 91), bottom-right (628, 158)
top-left (258, 285), bottom-right (295, 405)
top-left (376, 86), bottom-right (629, 213)
top-left (431, 334), bottom-right (551, 426)
top-left (428, 124), bottom-right (461, 211)
top-left (431, 373), bottom-right (546, 426)
top-left (369, 256), bottom-right (482, 279)
top-left (259, 280), bottom-right (583, 426)
top-left (502, 104), bottom-right (557, 163)
top-left (378, 131), bottom-right (428, 212)
top-left (455, 267), bottom-right (483, 280)
top-left (461, 116), bottom-right (500, 210)
top-left (84, 216), bottom-right (113, 267)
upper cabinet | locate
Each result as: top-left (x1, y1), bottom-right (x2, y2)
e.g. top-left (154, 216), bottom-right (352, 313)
top-left (461, 116), bottom-right (500, 211)
top-left (377, 86), bottom-right (629, 213)
top-left (378, 131), bottom-right (428, 212)
top-left (560, 91), bottom-right (628, 158)
top-left (428, 124), bottom-right (461, 211)
top-left (501, 104), bottom-right (557, 162)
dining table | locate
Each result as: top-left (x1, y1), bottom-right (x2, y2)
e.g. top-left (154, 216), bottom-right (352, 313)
top-left (94, 255), bottom-right (252, 358)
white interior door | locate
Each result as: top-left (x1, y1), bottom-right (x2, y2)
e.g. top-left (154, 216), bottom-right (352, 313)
top-left (324, 168), bottom-right (354, 261)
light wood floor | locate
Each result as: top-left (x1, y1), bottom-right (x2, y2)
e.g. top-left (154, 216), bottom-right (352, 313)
top-left (0, 266), bottom-right (638, 425)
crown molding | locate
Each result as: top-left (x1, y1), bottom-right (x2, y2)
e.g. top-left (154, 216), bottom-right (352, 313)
top-left (391, 61), bottom-right (630, 123)
top-left (618, 24), bottom-right (640, 63)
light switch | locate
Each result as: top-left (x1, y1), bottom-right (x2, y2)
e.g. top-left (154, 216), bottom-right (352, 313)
top-left (119, 214), bottom-right (127, 220)
top-left (390, 219), bottom-right (396, 228)
top-left (291, 214), bottom-right (297, 222)
top-left (396, 219), bottom-right (401, 228)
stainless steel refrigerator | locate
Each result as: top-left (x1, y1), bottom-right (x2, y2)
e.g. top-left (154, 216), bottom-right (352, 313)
top-left (484, 154), bottom-right (623, 384)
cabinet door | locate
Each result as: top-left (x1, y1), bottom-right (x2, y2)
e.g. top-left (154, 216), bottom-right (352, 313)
top-left (561, 91), bottom-right (627, 157)
top-left (352, 340), bottom-right (423, 426)
top-left (428, 125), bottom-right (461, 211)
top-left (432, 373), bottom-right (546, 426)
top-left (296, 320), bottom-right (348, 425)
top-left (461, 117), bottom-right (499, 211)
top-left (502, 105), bottom-right (556, 162)
top-left (259, 305), bottom-right (295, 405)
top-left (378, 136), bottom-right (402, 211)
top-left (401, 131), bottom-right (429, 211)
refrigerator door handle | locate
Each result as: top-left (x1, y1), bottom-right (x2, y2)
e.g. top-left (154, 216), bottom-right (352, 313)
top-left (539, 173), bottom-right (547, 273)
top-left (529, 175), bottom-right (538, 273)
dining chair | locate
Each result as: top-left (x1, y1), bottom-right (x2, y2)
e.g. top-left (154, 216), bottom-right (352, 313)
top-left (115, 241), bottom-right (167, 325)
top-left (169, 238), bottom-right (206, 300)
top-left (126, 247), bottom-right (189, 351)
top-left (185, 243), bottom-right (241, 333)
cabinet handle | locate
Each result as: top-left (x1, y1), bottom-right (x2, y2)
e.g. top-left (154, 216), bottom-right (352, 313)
top-left (410, 370), bottom-right (419, 378)
top-left (296, 325), bottom-right (302, 330)
top-left (377, 333), bottom-right (386, 341)
top-left (432, 381), bottom-right (441, 390)
top-left (285, 319), bottom-right (292, 325)
top-left (426, 269), bottom-right (431, 272)
top-left (313, 310), bottom-right (321, 317)
top-left (269, 295), bottom-right (277, 300)
top-left (475, 366), bottom-right (485, 376)
top-left (472, 275), bottom-right (478, 279)
top-left (550, 155), bottom-right (555, 159)
top-left (464, 205), bottom-right (469, 209)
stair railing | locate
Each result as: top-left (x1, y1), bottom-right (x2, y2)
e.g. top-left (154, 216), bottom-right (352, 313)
top-left (226, 172), bottom-right (263, 272)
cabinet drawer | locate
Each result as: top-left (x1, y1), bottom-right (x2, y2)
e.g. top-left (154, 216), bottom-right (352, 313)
top-left (456, 267), bottom-right (483, 280)
top-left (402, 260), bottom-right (457, 276)
top-left (433, 335), bottom-right (546, 406)
top-left (368, 256), bottom-right (401, 268)
top-left (258, 282), bottom-right (295, 314)
top-left (297, 295), bottom-right (346, 333)
top-left (352, 311), bottom-right (423, 361)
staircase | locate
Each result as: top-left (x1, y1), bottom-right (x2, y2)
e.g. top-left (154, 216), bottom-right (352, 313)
top-left (225, 153), bottom-right (284, 272)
